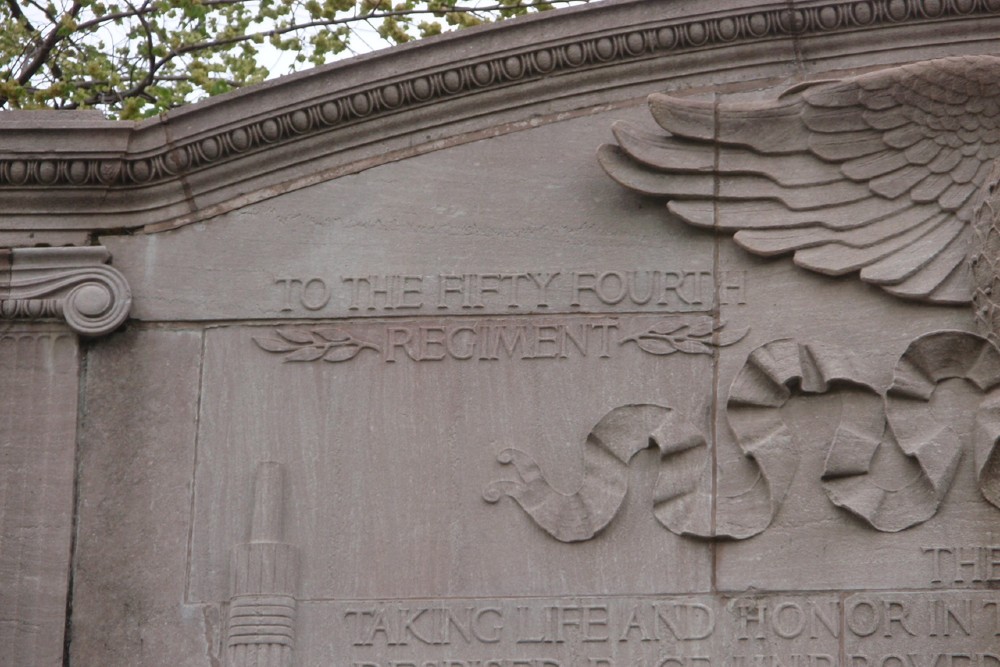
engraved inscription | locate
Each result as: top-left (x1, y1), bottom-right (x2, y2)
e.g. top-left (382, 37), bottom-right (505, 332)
top-left (333, 593), bottom-right (1000, 667)
top-left (272, 270), bottom-right (747, 316)
top-left (923, 546), bottom-right (1000, 585)
top-left (845, 592), bottom-right (1000, 666)
top-left (253, 315), bottom-right (748, 365)
top-left (728, 598), bottom-right (839, 641)
top-left (340, 599), bottom-right (712, 645)
top-left (382, 319), bottom-right (622, 363)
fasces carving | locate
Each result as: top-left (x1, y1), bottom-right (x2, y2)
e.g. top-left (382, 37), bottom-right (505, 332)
top-left (488, 332), bottom-right (1000, 541)
top-left (4, 3), bottom-right (1000, 194)
top-left (227, 462), bottom-right (299, 667)
top-left (0, 247), bottom-right (131, 337)
top-left (599, 55), bottom-right (1000, 305)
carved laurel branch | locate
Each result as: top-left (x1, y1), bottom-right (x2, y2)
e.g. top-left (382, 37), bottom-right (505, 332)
top-left (620, 317), bottom-right (748, 356)
top-left (2, 0), bottom-right (997, 189)
top-left (253, 326), bottom-right (381, 362)
top-left (1, 248), bottom-right (131, 337)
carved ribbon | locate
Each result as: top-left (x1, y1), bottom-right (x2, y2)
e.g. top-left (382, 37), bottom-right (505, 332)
top-left (667, 338), bottom-right (888, 539)
top-left (486, 331), bottom-right (1000, 541)
top-left (716, 333), bottom-right (1000, 537)
top-left (483, 405), bottom-right (706, 542)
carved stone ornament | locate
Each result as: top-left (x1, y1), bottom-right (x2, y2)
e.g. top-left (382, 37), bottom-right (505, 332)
top-left (487, 331), bottom-right (1000, 541)
top-left (6, 2), bottom-right (999, 197)
top-left (0, 246), bottom-right (131, 337)
top-left (485, 55), bottom-right (1000, 543)
top-left (599, 55), bottom-right (1000, 308)
top-left (227, 462), bottom-right (299, 667)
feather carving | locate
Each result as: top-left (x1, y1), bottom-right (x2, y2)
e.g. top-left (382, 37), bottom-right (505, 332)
top-left (598, 56), bottom-right (1000, 305)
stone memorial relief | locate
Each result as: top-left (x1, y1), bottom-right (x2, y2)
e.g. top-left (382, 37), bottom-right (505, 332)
top-left (183, 57), bottom-right (1000, 666)
top-left (488, 54), bottom-right (1000, 543)
top-left (478, 55), bottom-right (1000, 664)
top-left (9, 3), bottom-right (1000, 666)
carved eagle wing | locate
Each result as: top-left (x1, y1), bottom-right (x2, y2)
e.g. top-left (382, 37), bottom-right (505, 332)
top-left (598, 56), bottom-right (1000, 304)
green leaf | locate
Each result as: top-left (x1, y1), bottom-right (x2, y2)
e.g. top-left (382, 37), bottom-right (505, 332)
top-left (0, 0), bottom-right (594, 116)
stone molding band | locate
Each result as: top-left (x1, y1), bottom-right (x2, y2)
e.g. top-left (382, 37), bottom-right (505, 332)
top-left (0, 247), bottom-right (131, 337)
top-left (2, 0), bottom-right (999, 192)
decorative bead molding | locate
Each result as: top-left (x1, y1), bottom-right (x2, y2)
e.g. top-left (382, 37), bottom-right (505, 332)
top-left (0, 247), bottom-right (131, 337)
top-left (1, 0), bottom-right (998, 191)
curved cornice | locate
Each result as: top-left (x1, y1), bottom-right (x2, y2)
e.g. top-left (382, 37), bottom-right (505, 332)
top-left (3, 0), bottom-right (1000, 234)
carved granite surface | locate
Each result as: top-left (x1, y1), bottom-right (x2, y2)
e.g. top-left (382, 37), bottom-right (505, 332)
top-left (8, 2), bottom-right (1000, 666)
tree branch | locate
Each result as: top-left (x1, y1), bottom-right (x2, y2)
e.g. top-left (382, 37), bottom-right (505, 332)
top-left (16, 0), bottom-right (83, 85)
top-left (154, 0), bottom-right (584, 68)
top-left (2, 0), bottom-right (591, 113)
top-left (6, 0), bottom-right (37, 32)
top-left (74, 0), bottom-right (578, 32)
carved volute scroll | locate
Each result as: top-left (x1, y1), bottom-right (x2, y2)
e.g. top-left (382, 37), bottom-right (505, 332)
top-left (226, 462), bottom-right (299, 667)
top-left (0, 246), bottom-right (131, 337)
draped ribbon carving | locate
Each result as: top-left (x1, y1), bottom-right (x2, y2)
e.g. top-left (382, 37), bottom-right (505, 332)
top-left (486, 331), bottom-right (1000, 541)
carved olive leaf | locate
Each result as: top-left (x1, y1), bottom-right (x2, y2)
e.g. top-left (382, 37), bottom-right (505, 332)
top-left (253, 336), bottom-right (300, 353)
top-left (673, 339), bottom-right (714, 355)
top-left (284, 346), bottom-right (327, 362)
top-left (684, 318), bottom-right (715, 337)
top-left (312, 326), bottom-right (354, 343)
top-left (323, 345), bottom-right (366, 363)
top-left (276, 327), bottom-right (316, 344)
top-left (716, 326), bottom-right (750, 347)
top-left (647, 321), bottom-right (687, 336)
top-left (632, 336), bottom-right (678, 355)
